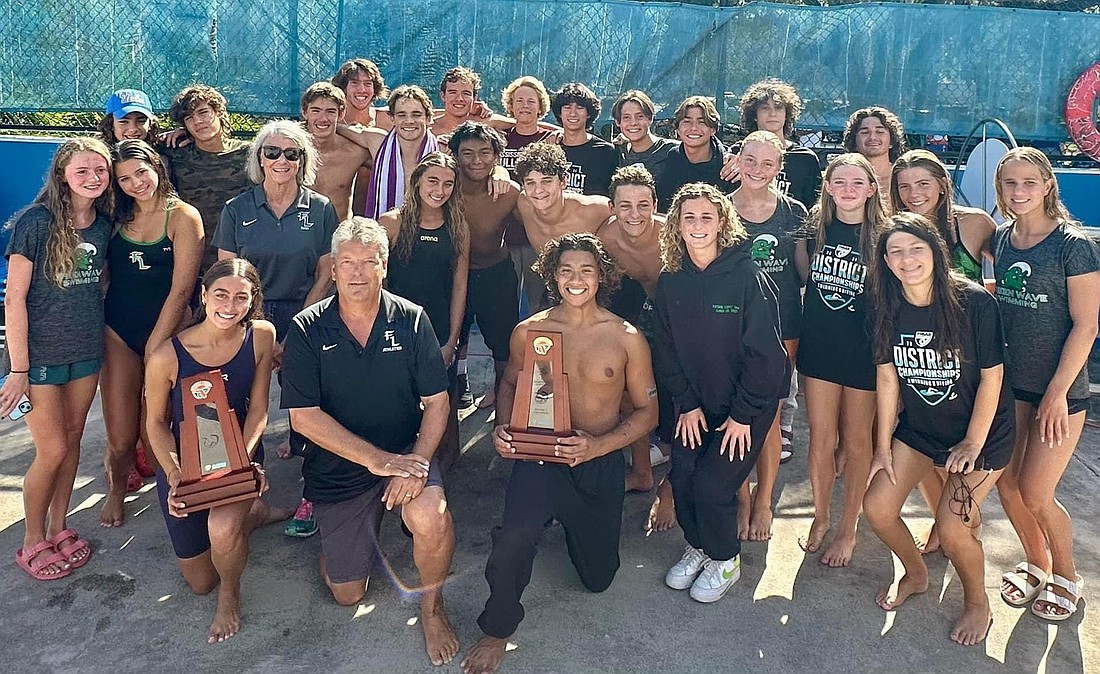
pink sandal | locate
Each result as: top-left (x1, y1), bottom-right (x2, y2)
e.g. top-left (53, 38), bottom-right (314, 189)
top-left (50, 529), bottom-right (92, 569)
top-left (15, 540), bottom-right (72, 581)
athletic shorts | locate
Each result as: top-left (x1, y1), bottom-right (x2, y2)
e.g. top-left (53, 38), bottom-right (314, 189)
top-left (1013, 388), bottom-right (1090, 416)
top-left (29, 358), bottom-right (102, 385)
top-left (156, 445), bottom-right (266, 560)
top-left (893, 423), bottom-right (1011, 472)
top-left (464, 257), bottom-right (520, 362)
top-left (313, 459), bottom-right (444, 584)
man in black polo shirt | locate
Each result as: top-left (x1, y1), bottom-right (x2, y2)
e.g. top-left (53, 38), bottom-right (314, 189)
top-left (281, 217), bottom-right (459, 667)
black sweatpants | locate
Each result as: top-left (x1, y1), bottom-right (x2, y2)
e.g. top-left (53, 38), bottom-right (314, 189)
top-left (669, 405), bottom-right (778, 562)
top-left (477, 452), bottom-right (625, 639)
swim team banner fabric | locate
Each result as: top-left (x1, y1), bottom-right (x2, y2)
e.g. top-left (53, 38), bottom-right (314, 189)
top-left (1, 0), bottom-right (1098, 140)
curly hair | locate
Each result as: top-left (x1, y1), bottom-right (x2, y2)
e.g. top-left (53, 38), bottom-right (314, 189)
top-left (550, 82), bottom-right (601, 130)
top-left (439, 66), bottom-right (481, 96)
top-left (660, 183), bottom-right (746, 273)
top-left (609, 165), bottom-right (656, 202)
top-left (738, 78), bottom-right (803, 140)
top-left (168, 84), bottom-right (232, 138)
top-left (515, 142), bottom-right (568, 182)
top-left (394, 152), bottom-right (467, 263)
top-left (502, 76), bottom-right (550, 117)
top-left (994, 147), bottom-right (1074, 223)
top-left (843, 107), bottom-right (907, 162)
top-left (869, 212), bottom-right (968, 364)
top-left (331, 59), bottom-right (389, 101)
top-left (533, 232), bottom-right (621, 308)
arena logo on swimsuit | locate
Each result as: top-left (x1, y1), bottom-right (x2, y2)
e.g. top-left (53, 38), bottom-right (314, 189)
top-left (810, 244), bottom-right (865, 311)
top-left (893, 331), bottom-right (961, 406)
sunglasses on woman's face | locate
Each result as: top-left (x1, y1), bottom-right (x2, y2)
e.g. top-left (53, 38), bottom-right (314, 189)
top-left (261, 145), bottom-right (303, 162)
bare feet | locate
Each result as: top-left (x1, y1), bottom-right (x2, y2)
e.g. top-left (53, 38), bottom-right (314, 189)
top-left (625, 470), bottom-right (654, 493)
top-left (207, 589), bottom-right (242, 644)
top-left (737, 501), bottom-right (751, 541)
top-left (99, 489), bottom-right (126, 528)
top-left (876, 570), bottom-right (929, 610)
top-left (917, 524), bottom-right (941, 555)
top-left (275, 439), bottom-right (292, 459)
top-left (422, 597), bottom-right (459, 666)
top-left (461, 636), bottom-right (508, 674)
top-left (820, 531), bottom-right (857, 567)
top-left (950, 602), bottom-right (992, 645)
top-left (748, 505), bottom-right (773, 541)
top-left (646, 492), bottom-right (676, 534)
top-left (246, 499), bottom-right (295, 532)
top-left (477, 388), bottom-right (496, 409)
top-left (799, 518), bottom-right (830, 553)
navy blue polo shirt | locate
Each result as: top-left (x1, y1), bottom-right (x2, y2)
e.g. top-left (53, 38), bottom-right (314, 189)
top-left (213, 185), bottom-right (338, 302)
top-left (280, 290), bottom-right (448, 503)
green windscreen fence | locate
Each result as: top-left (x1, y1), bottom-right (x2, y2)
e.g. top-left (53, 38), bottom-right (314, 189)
top-left (1, 0), bottom-right (1098, 139)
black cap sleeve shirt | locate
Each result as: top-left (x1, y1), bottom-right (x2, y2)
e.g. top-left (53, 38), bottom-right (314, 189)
top-left (280, 291), bottom-right (449, 503)
top-left (881, 284), bottom-right (1015, 469)
top-left (738, 194), bottom-right (808, 341)
top-left (797, 219), bottom-right (875, 391)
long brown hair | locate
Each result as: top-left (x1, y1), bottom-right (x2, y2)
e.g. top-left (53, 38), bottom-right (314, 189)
top-left (113, 139), bottom-right (179, 226)
top-left (29, 137), bottom-right (115, 286)
top-left (192, 258), bottom-right (266, 327)
top-left (870, 212), bottom-right (968, 364)
top-left (890, 149), bottom-right (956, 247)
top-left (393, 152), bottom-right (467, 263)
top-left (808, 153), bottom-right (886, 261)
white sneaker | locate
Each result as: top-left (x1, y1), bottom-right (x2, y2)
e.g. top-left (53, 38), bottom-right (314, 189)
top-left (689, 556), bottom-right (741, 603)
top-left (665, 545), bottom-right (709, 590)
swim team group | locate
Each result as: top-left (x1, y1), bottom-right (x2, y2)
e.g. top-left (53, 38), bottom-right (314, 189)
top-left (0, 59), bottom-right (1097, 672)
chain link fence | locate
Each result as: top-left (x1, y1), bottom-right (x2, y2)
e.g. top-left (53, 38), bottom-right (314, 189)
top-left (1, 0), bottom-right (1098, 139)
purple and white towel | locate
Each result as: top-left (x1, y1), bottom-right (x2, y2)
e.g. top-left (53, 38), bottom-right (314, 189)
top-left (364, 130), bottom-right (440, 218)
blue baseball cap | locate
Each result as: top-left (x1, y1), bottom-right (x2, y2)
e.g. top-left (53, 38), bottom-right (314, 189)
top-left (105, 89), bottom-right (154, 119)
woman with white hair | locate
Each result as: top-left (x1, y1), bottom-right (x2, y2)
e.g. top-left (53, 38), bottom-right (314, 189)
top-left (213, 119), bottom-right (338, 342)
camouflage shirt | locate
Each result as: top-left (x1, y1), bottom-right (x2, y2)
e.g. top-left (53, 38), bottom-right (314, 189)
top-left (164, 139), bottom-right (253, 273)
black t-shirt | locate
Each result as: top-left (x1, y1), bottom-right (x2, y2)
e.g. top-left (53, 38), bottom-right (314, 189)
top-left (880, 284), bottom-right (1015, 465)
top-left (797, 219), bottom-right (875, 390)
top-left (656, 138), bottom-right (734, 209)
top-left (501, 127), bottom-right (552, 246)
top-left (729, 141), bottom-right (822, 213)
top-left (280, 292), bottom-right (449, 503)
top-left (386, 224), bottom-right (454, 344)
top-left (562, 136), bottom-right (620, 197)
top-left (620, 137), bottom-right (679, 203)
top-left (737, 194), bottom-right (807, 340)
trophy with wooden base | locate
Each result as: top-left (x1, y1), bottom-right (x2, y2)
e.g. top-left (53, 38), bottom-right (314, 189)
top-left (174, 370), bottom-right (262, 515)
top-left (504, 330), bottom-right (576, 464)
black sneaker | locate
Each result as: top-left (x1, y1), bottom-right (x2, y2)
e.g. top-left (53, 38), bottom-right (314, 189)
top-left (457, 373), bottom-right (475, 408)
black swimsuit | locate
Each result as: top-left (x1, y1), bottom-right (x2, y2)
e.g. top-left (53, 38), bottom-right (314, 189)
top-left (105, 208), bottom-right (175, 354)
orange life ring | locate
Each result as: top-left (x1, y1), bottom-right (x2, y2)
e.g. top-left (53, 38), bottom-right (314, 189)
top-left (1065, 61), bottom-right (1100, 162)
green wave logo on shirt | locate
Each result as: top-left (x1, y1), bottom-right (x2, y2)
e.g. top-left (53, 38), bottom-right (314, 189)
top-left (810, 244), bottom-right (866, 311)
top-left (74, 242), bottom-right (97, 271)
top-left (1001, 261), bottom-right (1030, 292)
top-left (894, 332), bottom-right (961, 406)
top-left (751, 234), bottom-right (777, 262)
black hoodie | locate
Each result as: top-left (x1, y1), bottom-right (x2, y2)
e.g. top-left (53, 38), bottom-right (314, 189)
top-left (652, 246), bottom-right (789, 425)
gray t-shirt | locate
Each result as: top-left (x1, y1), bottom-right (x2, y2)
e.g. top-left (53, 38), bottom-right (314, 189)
top-left (992, 221), bottom-right (1100, 399)
top-left (213, 185), bottom-right (338, 302)
top-left (5, 205), bottom-right (111, 367)
top-left (738, 193), bottom-right (808, 341)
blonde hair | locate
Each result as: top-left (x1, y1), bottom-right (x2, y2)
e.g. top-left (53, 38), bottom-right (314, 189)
top-left (994, 147), bottom-right (1073, 222)
top-left (502, 76), bottom-right (550, 117)
top-left (741, 130), bottom-right (786, 167)
top-left (660, 183), bottom-right (746, 272)
top-left (31, 137), bottom-right (114, 286)
top-left (809, 153), bottom-right (887, 261)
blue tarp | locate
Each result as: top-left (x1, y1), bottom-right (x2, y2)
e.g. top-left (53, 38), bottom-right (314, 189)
top-left (1, 0), bottom-right (1098, 139)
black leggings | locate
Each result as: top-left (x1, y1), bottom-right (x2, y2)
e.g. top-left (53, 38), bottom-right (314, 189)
top-left (670, 406), bottom-right (777, 562)
top-left (477, 452), bottom-right (625, 639)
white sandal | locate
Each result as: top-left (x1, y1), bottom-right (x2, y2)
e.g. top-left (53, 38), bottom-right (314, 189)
top-left (1000, 561), bottom-right (1046, 607)
top-left (1031, 573), bottom-right (1083, 622)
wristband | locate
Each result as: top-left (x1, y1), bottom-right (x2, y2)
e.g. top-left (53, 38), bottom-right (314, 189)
top-left (8, 369), bottom-right (28, 374)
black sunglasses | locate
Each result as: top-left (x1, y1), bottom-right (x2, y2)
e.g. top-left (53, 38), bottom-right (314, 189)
top-left (261, 145), bottom-right (303, 161)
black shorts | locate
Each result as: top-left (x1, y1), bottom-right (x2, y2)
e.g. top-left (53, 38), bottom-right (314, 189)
top-left (893, 423), bottom-right (1012, 472)
top-left (1012, 388), bottom-right (1090, 416)
top-left (156, 445), bottom-right (266, 560)
top-left (465, 257), bottom-right (520, 363)
top-left (313, 459), bottom-right (444, 584)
